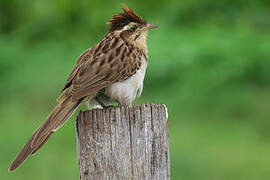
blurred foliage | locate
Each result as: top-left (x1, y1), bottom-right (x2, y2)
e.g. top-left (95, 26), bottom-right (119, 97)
top-left (1, 0), bottom-right (270, 179)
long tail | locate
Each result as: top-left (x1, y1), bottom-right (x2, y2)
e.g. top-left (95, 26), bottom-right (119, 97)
top-left (9, 96), bottom-right (85, 171)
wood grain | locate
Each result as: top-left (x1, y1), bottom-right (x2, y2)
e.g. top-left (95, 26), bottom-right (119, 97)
top-left (76, 104), bottom-right (169, 180)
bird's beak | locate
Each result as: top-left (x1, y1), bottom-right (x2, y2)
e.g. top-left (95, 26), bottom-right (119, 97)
top-left (146, 22), bottom-right (158, 29)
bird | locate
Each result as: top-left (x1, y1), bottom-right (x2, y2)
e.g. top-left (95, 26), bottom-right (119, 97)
top-left (9, 4), bottom-right (157, 171)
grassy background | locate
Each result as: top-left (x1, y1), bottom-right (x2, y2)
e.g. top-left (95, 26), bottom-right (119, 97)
top-left (1, 0), bottom-right (270, 179)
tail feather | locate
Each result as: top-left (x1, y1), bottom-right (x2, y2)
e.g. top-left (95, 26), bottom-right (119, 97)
top-left (9, 129), bottom-right (39, 171)
top-left (31, 132), bottom-right (53, 155)
top-left (32, 97), bottom-right (82, 147)
top-left (9, 96), bottom-right (84, 171)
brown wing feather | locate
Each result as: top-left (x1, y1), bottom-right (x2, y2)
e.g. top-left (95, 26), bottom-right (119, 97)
top-left (62, 48), bottom-right (93, 91)
top-left (64, 36), bottom-right (142, 101)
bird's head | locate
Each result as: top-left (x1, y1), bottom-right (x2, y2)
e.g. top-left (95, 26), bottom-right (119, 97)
top-left (107, 4), bottom-right (157, 46)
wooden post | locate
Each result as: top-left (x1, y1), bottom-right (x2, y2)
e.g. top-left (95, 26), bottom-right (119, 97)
top-left (75, 104), bottom-right (170, 180)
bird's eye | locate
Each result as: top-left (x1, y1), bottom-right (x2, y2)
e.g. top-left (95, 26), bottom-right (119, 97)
top-left (129, 24), bottom-right (137, 31)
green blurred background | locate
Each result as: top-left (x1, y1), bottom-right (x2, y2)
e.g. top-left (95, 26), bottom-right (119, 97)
top-left (1, 0), bottom-right (270, 179)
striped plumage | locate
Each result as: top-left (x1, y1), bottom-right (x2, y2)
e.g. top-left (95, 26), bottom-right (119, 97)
top-left (9, 4), bottom-right (157, 171)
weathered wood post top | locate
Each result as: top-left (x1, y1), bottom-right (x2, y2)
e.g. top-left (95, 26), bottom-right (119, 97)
top-left (76, 103), bottom-right (170, 180)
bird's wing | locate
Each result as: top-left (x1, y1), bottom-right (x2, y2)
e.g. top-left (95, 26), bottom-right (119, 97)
top-left (64, 39), bottom-right (143, 101)
top-left (62, 47), bottom-right (93, 91)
